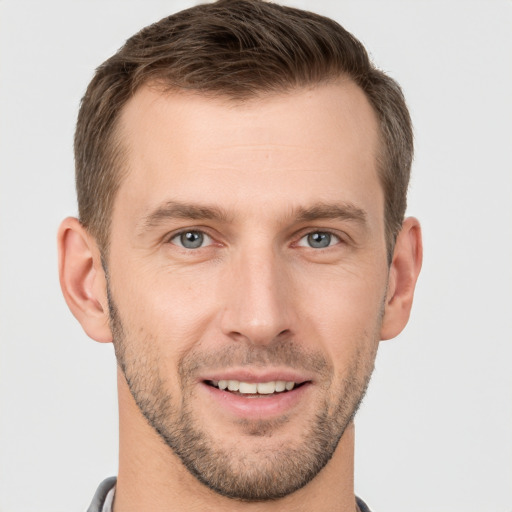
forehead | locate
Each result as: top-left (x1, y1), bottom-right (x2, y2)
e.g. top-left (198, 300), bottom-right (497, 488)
top-left (114, 81), bottom-right (382, 226)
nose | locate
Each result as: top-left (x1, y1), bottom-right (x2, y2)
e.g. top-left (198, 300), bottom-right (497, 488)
top-left (220, 246), bottom-right (296, 346)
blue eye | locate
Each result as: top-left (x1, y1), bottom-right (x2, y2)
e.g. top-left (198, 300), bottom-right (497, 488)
top-left (298, 231), bottom-right (340, 248)
top-left (171, 230), bottom-right (212, 249)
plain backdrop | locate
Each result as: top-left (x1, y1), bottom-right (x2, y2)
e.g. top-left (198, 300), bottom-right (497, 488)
top-left (0, 1), bottom-right (511, 511)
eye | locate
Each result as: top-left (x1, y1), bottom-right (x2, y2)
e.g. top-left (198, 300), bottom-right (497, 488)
top-left (297, 231), bottom-right (341, 249)
top-left (170, 230), bottom-right (213, 249)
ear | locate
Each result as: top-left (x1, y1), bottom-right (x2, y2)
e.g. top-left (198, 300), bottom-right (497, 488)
top-left (57, 217), bottom-right (112, 343)
top-left (380, 217), bottom-right (423, 340)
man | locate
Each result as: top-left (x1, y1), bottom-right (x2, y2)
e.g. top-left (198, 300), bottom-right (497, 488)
top-left (58, 0), bottom-right (422, 510)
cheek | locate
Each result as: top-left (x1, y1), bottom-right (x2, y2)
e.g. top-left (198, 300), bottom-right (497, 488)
top-left (297, 268), bottom-right (386, 361)
top-left (110, 247), bottom-right (388, 369)
top-left (111, 263), bottom-right (220, 352)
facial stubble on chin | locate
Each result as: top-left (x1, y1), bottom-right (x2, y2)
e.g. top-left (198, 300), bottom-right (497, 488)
top-left (106, 281), bottom-right (380, 502)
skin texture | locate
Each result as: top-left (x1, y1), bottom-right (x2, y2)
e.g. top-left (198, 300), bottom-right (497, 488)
top-left (58, 81), bottom-right (422, 511)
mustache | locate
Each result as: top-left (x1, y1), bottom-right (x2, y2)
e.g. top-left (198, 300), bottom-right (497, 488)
top-left (179, 339), bottom-right (333, 379)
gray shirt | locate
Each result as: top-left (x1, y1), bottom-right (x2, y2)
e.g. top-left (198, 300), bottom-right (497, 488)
top-left (87, 477), bottom-right (373, 512)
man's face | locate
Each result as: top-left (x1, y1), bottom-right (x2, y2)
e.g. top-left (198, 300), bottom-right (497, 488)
top-left (107, 81), bottom-right (389, 500)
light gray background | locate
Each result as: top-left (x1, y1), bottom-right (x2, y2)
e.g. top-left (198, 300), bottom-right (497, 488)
top-left (1, 1), bottom-right (511, 511)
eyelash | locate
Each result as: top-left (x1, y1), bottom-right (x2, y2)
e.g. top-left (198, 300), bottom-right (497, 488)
top-left (296, 230), bottom-right (342, 249)
top-left (168, 229), bottom-right (214, 249)
top-left (167, 228), bottom-right (344, 250)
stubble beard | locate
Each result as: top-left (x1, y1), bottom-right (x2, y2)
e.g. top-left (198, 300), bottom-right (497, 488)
top-left (107, 287), bottom-right (379, 502)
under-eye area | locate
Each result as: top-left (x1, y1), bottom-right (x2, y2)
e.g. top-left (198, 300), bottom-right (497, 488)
top-left (205, 380), bottom-right (309, 396)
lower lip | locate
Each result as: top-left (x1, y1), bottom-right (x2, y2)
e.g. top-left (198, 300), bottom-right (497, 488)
top-left (199, 382), bottom-right (311, 420)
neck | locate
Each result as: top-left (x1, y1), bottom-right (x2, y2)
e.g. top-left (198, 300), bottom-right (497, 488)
top-left (114, 371), bottom-right (358, 512)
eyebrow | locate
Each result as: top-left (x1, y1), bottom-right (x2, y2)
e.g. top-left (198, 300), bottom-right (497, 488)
top-left (137, 199), bottom-right (367, 234)
top-left (139, 201), bottom-right (233, 232)
top-left (293, 203), bottom-right (367, 225)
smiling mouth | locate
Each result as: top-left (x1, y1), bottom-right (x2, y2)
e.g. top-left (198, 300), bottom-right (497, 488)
top-left (205, 379), bottom-right (307, 396)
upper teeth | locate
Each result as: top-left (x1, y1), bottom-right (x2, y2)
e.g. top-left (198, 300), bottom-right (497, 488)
top-left (212, 380), bottom-right (296, 394)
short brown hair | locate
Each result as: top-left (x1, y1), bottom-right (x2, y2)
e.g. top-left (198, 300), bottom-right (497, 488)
top-left (75, 0), bottom-right (413, 259)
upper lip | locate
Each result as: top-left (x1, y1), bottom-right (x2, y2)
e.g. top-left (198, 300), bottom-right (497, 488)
top-left (199, 368), bottom-right (314, 384)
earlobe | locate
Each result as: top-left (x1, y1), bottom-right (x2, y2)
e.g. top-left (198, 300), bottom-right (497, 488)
top-left (380, 217), bottom-right (423, 340)
top-left (57, 217), bottom-right (113, 343)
